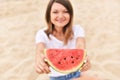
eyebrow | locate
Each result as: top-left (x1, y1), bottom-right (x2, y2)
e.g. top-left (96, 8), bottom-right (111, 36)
top-left (51, 8), bottom-right (68, 11)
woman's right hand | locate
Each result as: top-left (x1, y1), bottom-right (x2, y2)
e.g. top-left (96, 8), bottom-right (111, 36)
top-left (35, 53), bottom-right (50, 74)
top-left (35, 43), bottom-right (50, 74)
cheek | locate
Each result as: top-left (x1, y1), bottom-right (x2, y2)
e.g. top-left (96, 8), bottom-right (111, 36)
top-left (65, 13), bottom-right (70, 19)
top-left (67, 15), bottom-right (70, 22)
top-left (50, 14), bottom-right (56, 21)
top-left (50, 16), bottom-right (53, 23)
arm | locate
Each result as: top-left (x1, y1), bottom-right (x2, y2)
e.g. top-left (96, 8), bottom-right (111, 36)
top-left (76, 37), bottom-right (91, 72)
top-left (35, 42), bottom-right (50, 74)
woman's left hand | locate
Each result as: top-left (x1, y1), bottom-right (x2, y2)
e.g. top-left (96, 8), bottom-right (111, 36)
top-left (72, 57), bottom-right (98, 80)
top-left (80, 56), bottom-right (91, 72)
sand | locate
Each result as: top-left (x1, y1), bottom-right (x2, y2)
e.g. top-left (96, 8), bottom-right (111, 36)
top-left (0, 0), bottom-right (120, 80)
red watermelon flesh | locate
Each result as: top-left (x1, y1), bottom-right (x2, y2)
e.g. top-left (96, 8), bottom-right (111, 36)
top-left (45, 49), bottom-right (86, 74)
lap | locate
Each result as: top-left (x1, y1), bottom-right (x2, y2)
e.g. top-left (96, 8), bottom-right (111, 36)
top-left (72, 73), bottom-right (99, 80)
top-left (50, 71), bottom-right (80, 80)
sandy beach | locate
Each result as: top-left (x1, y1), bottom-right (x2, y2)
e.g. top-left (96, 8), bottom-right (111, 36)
top-left (0, 0), bottom-right (120, 80)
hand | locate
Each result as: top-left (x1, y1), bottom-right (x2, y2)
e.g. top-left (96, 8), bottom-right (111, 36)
top-left (35, 53), bottom-right (50, 74)
top-left (80, 56), bottom-right (91, 72)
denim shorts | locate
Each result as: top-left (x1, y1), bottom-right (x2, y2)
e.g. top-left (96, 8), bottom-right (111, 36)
top-left (49, 71), bottom-right (80, 80)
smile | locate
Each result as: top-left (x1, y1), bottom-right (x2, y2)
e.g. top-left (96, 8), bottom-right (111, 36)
top-left (57, 20), bottom-right (65, 23)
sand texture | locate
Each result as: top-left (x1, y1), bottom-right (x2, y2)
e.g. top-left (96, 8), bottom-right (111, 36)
top-left (0, 0), bottom-right (120, 80)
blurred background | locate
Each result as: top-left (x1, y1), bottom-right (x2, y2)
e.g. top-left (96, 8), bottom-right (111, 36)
top-left (0, 0), bottom-right (120, 80)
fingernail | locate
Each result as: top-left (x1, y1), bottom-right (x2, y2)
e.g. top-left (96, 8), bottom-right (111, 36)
top-left (44, 58), bottom-right (47, 62)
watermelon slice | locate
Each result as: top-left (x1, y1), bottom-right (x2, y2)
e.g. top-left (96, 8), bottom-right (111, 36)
top-left (44, 49), bottom-right (86, 74)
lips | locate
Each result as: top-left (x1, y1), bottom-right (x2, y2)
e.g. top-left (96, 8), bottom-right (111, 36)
top-left (56, 19), bottom-right (65, 23)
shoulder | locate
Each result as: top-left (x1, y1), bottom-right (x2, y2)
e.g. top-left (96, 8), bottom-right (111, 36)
top-left (72, 24), bottom-right (85, 37)
top-left (36, 27), bottom-right (47, 36)
top-left (73, 24), bottom-right (84, 31)
top-left (35, 27), bottom-right (47, 44)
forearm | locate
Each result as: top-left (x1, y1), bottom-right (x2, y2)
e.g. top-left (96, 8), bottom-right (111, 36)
top-left (36, 42), bottom-right (45, 54)
top-left (35, 42), bottom-right (50, 74)
top-left (76, 37), bottom-right (86, 49)
top-left (76, 37), bottom-right (91, 72)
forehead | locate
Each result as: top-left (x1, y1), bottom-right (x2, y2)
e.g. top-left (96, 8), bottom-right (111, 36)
top-left (51, 2), bottom-right (67, 10)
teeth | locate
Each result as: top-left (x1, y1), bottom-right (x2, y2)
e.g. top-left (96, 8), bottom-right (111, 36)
top-left (57, 20), bottom-right (64, 23)
top-left (58, 21), bottom-right (63, 22)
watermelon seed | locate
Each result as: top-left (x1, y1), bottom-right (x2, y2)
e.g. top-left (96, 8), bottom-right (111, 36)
top-left (71, 56), bottom-right (73, 58)
top-left (58, 62), bottom-right (61, 64)
top-left (64, 58), bottom-right (66, 60)
top-left (72, 61), bottom-right (74, 63)
top-left (76, 58), bottom-right (78, 60)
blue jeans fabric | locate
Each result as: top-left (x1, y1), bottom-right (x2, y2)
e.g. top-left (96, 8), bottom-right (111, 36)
top-left (50, 71), bottom-right (80, 80)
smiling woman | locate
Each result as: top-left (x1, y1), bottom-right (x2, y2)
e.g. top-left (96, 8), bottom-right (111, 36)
top-left (0, 0), bottom-right (119, 80)
top-left (50, 2), bottom-right (70, 42)
top-left (35, 0), bottom-right (91, 80)
top-left (45, 0), bottom-right (74, 45)
top-left (50, 2), bottom-right (70, 29)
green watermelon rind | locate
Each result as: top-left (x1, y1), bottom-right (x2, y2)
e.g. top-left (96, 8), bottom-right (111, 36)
top-left (44, 49), bottom-right (86, 74)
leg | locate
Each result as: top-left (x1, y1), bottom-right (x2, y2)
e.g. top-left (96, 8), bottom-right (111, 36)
top-left (68, 71), bottom-right (80, 80)
top-left (71, 73), bottom-right (99, 80)
top-left (49, 76), bottom-right (66, 80)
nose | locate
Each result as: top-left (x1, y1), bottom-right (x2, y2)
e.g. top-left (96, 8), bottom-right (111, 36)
top-left (58, 13), bottom-right (64, 18)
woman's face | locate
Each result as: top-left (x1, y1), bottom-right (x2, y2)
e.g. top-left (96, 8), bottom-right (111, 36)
top-left (50, 2), bottom-right (70, 29)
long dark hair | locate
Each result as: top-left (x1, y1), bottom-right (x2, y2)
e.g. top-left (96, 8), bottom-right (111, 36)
top-left (45, 0), bottom-right (74, 45)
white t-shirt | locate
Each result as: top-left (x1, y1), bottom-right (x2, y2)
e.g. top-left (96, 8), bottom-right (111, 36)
top-left (35, 25), bottom-right (85, 77)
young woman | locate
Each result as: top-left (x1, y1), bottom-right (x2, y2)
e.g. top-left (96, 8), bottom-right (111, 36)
top-left (35, 0), bottom-right (91, 80)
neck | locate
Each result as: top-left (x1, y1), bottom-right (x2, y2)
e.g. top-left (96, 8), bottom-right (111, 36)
top-left (53, 31), bottom-right (64, 41)
top-left (54, 27), bottom-right (63, 34)
top-left (53, 31), bottom-right (63, 36)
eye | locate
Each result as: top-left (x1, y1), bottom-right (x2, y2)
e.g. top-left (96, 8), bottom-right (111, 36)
top-left (64, 10), bottom-right (69, 13)
top-left (52, 11), bottom-right (58, 14)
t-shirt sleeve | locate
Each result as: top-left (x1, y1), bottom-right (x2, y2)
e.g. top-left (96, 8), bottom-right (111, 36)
top-left (73, 25), bottom-right (85, 38)
top-left (35, 29), bottom-right (46, 44)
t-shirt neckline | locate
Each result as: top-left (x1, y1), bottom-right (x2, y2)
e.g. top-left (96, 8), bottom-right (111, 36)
top-left (50, 34), bottom-right (63, 43)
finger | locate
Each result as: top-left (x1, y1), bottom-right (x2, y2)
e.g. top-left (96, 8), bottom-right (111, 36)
top-left (84, 58), bottom-right (91, 69)
top-left (35, 65), bottom-right (43, 74)
top-left (80, 60), bottom-right (89, 71)
top-left (36, 54), bottom-right (50, 73)
top-left (44, 60), bottom-right (51, 73)
top-left (35, 60), bottom-right (46, 73)
top-left (82, 61), bottom-right (90, 71)
top-left (43, 63), bottom-right (51, 73)
top-left (39, 61), bottom-right (50, 73)
top-left (82, 65), bottom-right (88, 71)
top-left (37, 63), bottom-right (46, 73)
top-left (43, 65), bottom-right (50, 73)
